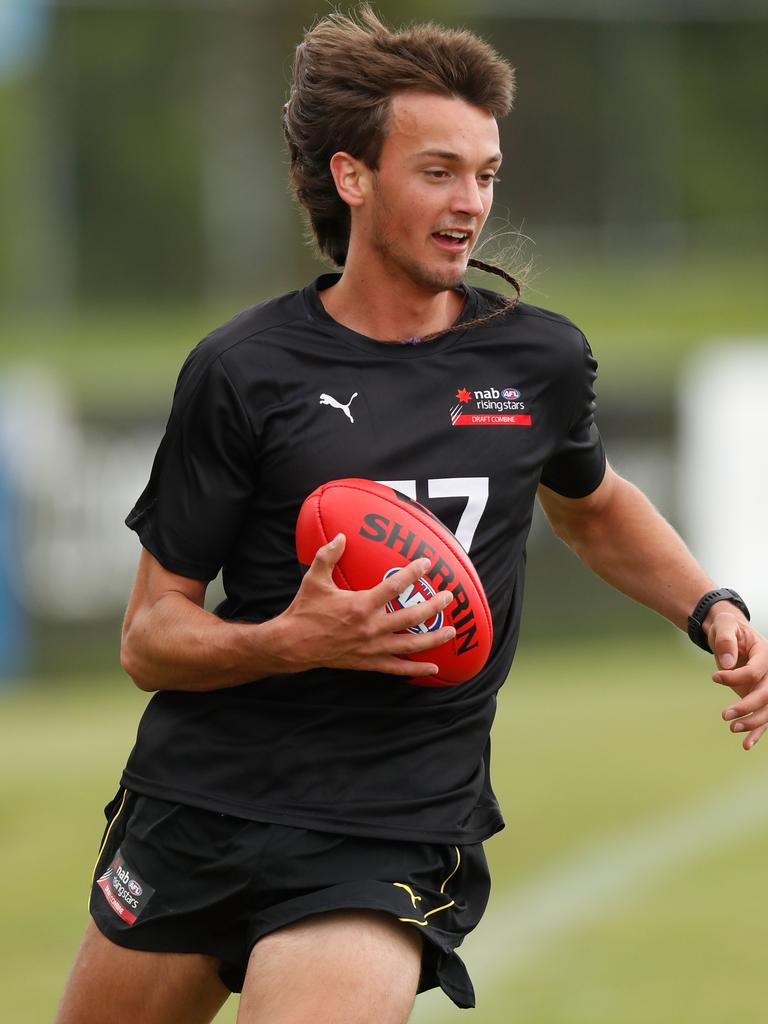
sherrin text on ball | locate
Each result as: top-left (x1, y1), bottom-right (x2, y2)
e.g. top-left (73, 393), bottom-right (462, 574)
top-left (296, 478), bottom-right (493, 686)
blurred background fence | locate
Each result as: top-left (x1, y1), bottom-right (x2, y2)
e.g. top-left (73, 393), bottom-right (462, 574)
top-left (1, 0), bottom-right (766, 679)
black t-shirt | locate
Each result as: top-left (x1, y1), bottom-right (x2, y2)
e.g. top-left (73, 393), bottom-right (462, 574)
top-left (122, 274), bottom-right (606, 843)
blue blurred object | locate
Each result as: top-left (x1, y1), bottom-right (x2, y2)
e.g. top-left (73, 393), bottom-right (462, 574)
top-left (0, 419), bottom-right (27, 681)
top-left (0, 0), bottom-right (50, 79)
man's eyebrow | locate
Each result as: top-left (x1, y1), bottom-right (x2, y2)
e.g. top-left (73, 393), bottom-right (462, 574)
top-left (413, 149), bottom-right (503, 164)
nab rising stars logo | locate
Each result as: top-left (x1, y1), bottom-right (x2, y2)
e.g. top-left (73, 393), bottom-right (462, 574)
top-left (383, 568), bottom-right (444, 634)
top-left (450, 385), bottom-right (532, 427)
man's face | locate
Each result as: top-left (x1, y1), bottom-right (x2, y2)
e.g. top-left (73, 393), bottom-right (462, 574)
top-left (363, 91), bottom-right (502, 293)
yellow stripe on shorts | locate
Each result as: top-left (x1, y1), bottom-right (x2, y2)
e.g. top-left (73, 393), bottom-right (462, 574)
top-left (87, 789), bottom-right (128, 912)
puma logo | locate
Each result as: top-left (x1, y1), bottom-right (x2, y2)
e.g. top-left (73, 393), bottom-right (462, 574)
top-left (319, 392), bottom-right (359, 424)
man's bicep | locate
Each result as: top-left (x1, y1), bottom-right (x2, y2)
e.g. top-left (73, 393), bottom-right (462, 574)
top-left (539, 420), bottom-right (606, 499)
top-left (537, 463), bottom-right (618, 536)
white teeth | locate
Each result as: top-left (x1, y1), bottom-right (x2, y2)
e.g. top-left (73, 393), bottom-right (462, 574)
top-left (440, 230), bottom-right (469, 239)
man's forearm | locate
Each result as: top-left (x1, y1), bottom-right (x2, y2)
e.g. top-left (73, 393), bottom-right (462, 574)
top-left (121, 543), bottom-right (453, 693)
top-left (541, 471), bottom-right (717, 632)
top-left (540, 468), bottom-right (768, 751)
top-left (120, 592), bottom-right (292, 692)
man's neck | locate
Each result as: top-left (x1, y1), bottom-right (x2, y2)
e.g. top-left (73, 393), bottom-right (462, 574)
top-left (318, 262), bottom-right (465, 343)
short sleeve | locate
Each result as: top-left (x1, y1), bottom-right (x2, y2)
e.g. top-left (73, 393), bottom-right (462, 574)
top-left (126, 347), bottom-right (258, 580)
top-left (539, 334), bottom-right (606, 498)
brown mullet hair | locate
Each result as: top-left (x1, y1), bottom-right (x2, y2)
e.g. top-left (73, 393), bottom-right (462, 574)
top-left (283, 5), bottom-right (522, 339)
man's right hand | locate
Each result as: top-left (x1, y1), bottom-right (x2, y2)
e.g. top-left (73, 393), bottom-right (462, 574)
top-left (121, 541), bottom-right (454, 692)
top-left (270, 533), bottom-right (455, 678)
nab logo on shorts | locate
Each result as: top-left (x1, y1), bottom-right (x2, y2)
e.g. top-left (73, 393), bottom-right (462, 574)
top-left (96, 848), bottom-right (154, 926)
top-left (383, 568), bottom-right (444, 634)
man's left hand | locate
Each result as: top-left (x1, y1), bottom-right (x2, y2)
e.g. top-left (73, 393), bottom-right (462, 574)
top-left (708, 609), bottom-right (768, 750)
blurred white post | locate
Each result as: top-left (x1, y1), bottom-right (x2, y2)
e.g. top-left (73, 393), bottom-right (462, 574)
top-left (679, 342), bottom-right (768, 631)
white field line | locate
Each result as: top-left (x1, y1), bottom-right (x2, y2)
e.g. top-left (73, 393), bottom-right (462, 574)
top-left (413, 773), bottom-right (768, 1020)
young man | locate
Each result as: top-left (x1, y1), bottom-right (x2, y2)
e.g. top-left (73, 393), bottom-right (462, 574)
top-left (57, 8), bottom-right (768, 1024)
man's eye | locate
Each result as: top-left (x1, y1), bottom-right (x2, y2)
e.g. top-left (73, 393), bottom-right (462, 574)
top-left (426, 170), bottom-right (450, 179)
top-left (479, 174), bottom-right (501, 184)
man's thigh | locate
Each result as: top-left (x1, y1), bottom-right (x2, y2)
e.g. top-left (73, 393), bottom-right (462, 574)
top-left (238, 909), bottom-right (423, 1024)
top-left (81, 789), bottom-right (486, 1011)
top-left (55, 920), bottom-right (230, 1024)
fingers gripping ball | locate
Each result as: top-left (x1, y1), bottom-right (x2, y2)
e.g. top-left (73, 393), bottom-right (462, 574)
top-left (296, 478), bottom-right (493, 687)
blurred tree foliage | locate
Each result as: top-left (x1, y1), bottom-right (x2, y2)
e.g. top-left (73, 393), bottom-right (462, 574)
top-left (678, 22), bottom-right (768, 223)
top-left (0, 6), bottom-right (766, 310)
top-left (59, 9), bottom-right (206, 301)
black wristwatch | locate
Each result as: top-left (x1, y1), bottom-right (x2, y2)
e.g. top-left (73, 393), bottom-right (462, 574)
top-left (687, 588), bottom-right (751, 652)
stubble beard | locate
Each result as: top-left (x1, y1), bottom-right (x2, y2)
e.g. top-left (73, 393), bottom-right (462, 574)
top-left (370, 192), bottom-right (468, 294)
top-left (376, 237), bottom-right (466, 293)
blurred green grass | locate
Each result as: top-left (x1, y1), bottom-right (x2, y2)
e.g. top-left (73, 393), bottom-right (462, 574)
top-left (2, 635), bottom-right (765, 1023)
top-left (1, 253), bottom-right (766, 412)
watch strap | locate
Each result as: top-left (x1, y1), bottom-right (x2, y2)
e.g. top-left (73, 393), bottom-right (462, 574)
top-left (687, 588), bottom-right (750, 652)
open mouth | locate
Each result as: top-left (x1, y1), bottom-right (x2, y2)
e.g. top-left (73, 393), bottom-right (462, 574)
top-left (431, 229), bottom-right (472, 253)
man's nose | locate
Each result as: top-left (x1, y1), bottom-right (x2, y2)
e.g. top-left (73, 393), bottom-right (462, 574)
top-left (451, 177), bottom-right (486, 218)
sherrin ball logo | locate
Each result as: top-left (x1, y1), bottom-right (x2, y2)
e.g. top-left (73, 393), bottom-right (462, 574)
top-left (501, 387), bottom-right (521, 400)
top-left (128, 879), bottom-right (143, 897)
top-left (383, 568), bottom-right (444, 634)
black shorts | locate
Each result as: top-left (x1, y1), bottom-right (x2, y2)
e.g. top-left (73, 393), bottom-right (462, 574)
top-left (89, 789), bottom-right (491, 1008)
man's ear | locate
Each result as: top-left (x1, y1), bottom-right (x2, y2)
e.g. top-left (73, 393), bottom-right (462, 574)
top-left (329, 151), bottom-right (370, 207)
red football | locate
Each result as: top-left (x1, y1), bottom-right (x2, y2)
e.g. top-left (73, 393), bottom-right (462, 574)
top-left (295, 478), bottom-right (493, 687)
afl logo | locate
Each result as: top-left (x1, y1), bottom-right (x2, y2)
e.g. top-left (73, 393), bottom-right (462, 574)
top-left (128, 879), bottom-right (143, 897)
top-left (501, 387), bottom-right (521, 400)
top-left (383, 568), bottom-right (444, 634)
